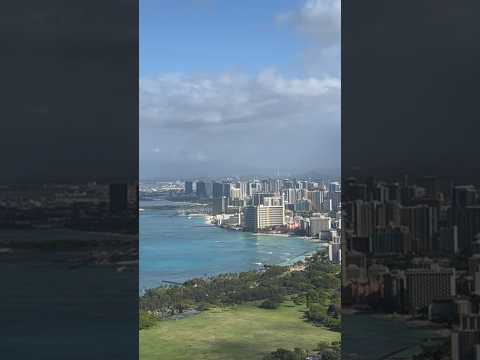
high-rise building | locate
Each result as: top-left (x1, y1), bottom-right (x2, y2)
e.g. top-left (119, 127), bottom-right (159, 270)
top-left (294, 199), bottom-right (312, 212)
top-left (185, 181), bottom-right (193, 194)
top-left (329, 181), bottom-right (341, 193)
top-left (453, 185), bottom-right (477, 208)
top-left (405, 267), bottom-right (456, 314)
top-left (369, 226), bottom-right (412, 255)
top-left (439, 226), bottom-right (459, 254)
top-left (451, 313), bottom-right (480, 360)
top-left (351, 200), bottom-right (376, 238)
top-left (196, 181), bottom-right (207, 198)
top-left (298, 181), bottom-right (308, 190)
top-left (243, 206), bottom-right (257, 232)
top-left (223, 182), bottom-right (231, 198)
top-left (242, 201), bottom-right (285, 232)
top-left (239, 182), bottom-right (249, 200)
top-left (212, 196), bottom-right (228, 215)
top-left (329, 190), bottom-right (341, 210)
top-left (249, 181), bottom-right (259, 195)
top-left (328, 235), bottom-right (341, 264)
top-left (287, 188), bottom-right (296, 204)
top-left (252, 193), bottom-right (274, 206)
top-left (263, 196), bottom-right (283, 207)
top-left (310, 215), bottom-right (331, 236)
top-left (212, 182), bottom-right (223, 198)
top-left (400, 205), bottom-right (439, 253)
top-left (455, 206), bottom-right (480, 254)
top-left (205, 181), bottom-right (213, 198)
top-left (262, 179), bottom-right (270, 193)
top-left (308, 190), bottom-right (325, 211)
top-left (230, 187), bottom-right (241, 199)
top-left (257, 204), bottom-right (285, 229)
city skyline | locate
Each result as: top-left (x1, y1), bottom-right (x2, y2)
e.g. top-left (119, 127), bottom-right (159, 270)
top-left (140, 169), bottom-right (340, 182)
top-left (140, 175), bottom-right (341, 258)
top-left (140, 0), bottom-right (340, 179)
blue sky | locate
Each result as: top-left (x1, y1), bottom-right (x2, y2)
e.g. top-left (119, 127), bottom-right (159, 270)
top-left (140, 0), bottom-right (340, 179)
top-left (140, 0), bottom-right (307, 77)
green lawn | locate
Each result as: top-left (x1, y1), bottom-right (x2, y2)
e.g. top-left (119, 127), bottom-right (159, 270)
top-left (140, 302), bottom-right (340, 360)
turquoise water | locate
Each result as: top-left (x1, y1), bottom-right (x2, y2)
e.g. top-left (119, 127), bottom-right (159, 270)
top-left (140, 200), bottom-right (323, 291)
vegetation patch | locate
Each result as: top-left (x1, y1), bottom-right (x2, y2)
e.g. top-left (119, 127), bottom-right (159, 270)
top-left (140, 302), bottom-right (339, 360)
top-left (139, 251), bottom-right (341, 359)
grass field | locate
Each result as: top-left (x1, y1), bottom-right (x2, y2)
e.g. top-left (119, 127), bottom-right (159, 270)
top-left (140, 302), bottom-right (340, 360)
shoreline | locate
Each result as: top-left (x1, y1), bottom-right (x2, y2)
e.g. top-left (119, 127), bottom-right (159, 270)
top-left (143, 201), bottom-right (322, 242)
top-left (140, 209), bottom-right (325, 292)
top-left (140, 248), bottom-right (322, 294)
top-left (279, 249), bottom-right (321, 266)
top-left (212, 222), bottom-right (315, 239)
top-left (253, 232), bottom-right (290, 237)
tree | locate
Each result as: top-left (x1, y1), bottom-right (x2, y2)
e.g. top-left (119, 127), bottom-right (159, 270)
top-left (306, 303), bottom-right (325, 322)
top-left (139, 310), bottom-right (157, 330)
top-left (259, 298), bottom-right (280, 309)
top-left (263, 348), bottom-right (308, 360)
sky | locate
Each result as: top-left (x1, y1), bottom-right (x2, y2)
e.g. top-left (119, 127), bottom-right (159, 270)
top-left (140, 0), bottom-right (340, 180)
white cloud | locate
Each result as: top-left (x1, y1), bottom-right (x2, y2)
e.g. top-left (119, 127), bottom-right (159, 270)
top-left (139, 0), bottom-right (341, 178)
top-left (140, 70), bottom-right (340, 178)
top-left (277, 0), bottom-right (340, 45)
top-left (140, 70), bottom-right (339, 130)
top-left (258, 69), bottom-right (339, 96)
top-left (277, 0), bottom-right (340, 79)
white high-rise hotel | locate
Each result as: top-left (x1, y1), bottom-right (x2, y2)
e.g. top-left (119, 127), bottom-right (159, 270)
top-left (243, 196), bottom-right (285, 232)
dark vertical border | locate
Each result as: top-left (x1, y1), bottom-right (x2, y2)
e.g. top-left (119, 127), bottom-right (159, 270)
top-left (342, 1), bottom-right (480, 359)
top-left (0, 1), bottom-right (139, 358)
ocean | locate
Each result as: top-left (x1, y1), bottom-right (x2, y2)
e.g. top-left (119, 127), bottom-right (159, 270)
top-left (140, 199), bottom-right (323, 291)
